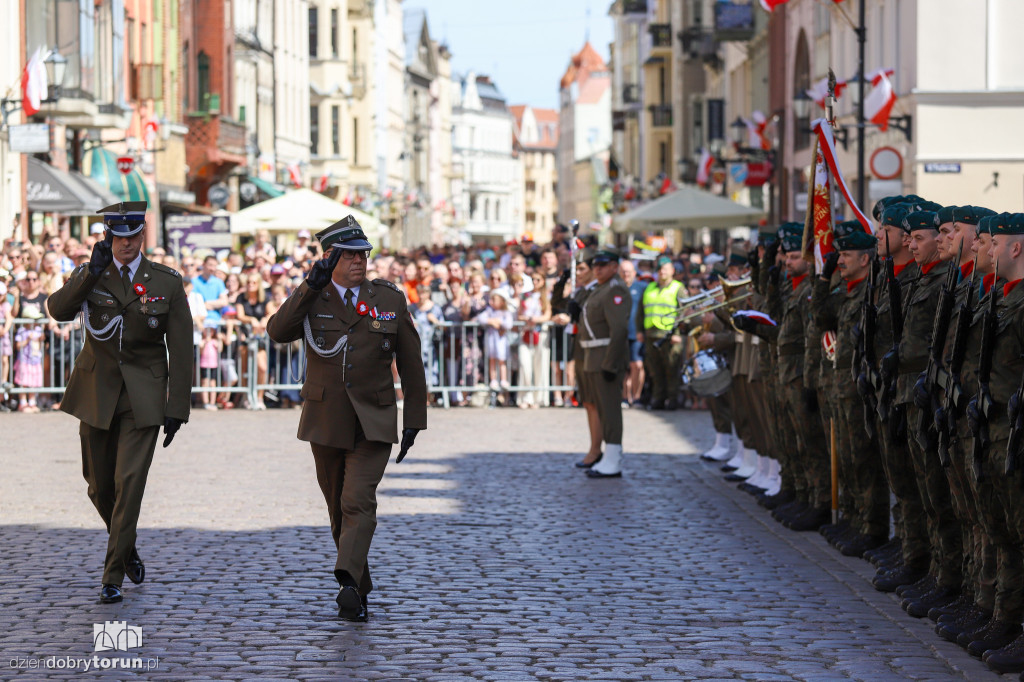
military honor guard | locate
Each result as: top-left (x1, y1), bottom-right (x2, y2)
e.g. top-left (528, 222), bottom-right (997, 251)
top-left (578, 247), bottom-right (631, 478)
top-left (46, 201), bottom-right (192, 604)
top-left (266, 216), bottom-right (427, 622)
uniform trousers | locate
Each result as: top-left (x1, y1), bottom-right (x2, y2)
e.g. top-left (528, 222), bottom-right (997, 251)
top-left (957, 419), bottom-right (997, 613)
top-left (941, 421), bottom-right (982, 596)
top-left (708, 391), bottom-right (733, 435)
top-left (836, 382), bottom-right (888, 537)
top-left (876, 413), bottom-right (929, 570)
top-left (642, 336), bottom-right (681, 404)
top-left (586, 370), bottom-right (625, 445)
top-left (906, 403), bottom-right (963, 589)
top-left (730, 376), bottom-right (755, 451)
top-left (977, 436), bottom-right (1024, 623)
top-left (80, 384), bottom-right (160, 586)
top-left (781, 375), bottom-right (830, 508)
top-left (311, 438), bottom-right (392, 595)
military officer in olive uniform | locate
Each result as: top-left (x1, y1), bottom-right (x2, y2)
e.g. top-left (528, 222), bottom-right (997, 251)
top-left (46, 201), bottom-right (192, 604)
top-left (266, 216), bottom-right (427, 622)
top-left (580, 247), bottom-right (631, 478)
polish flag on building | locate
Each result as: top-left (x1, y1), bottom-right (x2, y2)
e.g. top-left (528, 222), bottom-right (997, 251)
top-left (314, 170), bottom-right (332, 193)
top-left (659, 174), bottom-right (675, 195)
top-left (745, 111), bottom-right (771, 151)
top-left (864, 70), bottom-right (897, 131)
top-left (696, 148), bottom-right (713, 186)
top-left (287, 162), bottom-right (303, 188)
top-left (806, 77), bottom-right (831, 108)
top-left (21, 47), bottom-right (48, 117)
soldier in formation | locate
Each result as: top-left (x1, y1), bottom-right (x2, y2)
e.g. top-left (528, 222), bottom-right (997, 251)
top-left (696, 199), bottom-right (1024, 674)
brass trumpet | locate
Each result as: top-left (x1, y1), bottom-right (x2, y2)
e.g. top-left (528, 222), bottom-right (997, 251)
top-left (676, 276), bottom-right (753, 323)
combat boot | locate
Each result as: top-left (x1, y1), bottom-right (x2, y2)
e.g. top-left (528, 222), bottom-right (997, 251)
top-left (819, 518), bottom-right (850, 542)
top-left (903, 585), bottom-right (959, 618)
top-left (838, 533), bottom-right (887, 558)
top-left (984, 633), bottom-right (1024, 673)
top-left (937, 607), bottom-right (991, 643)
top-left (966, 619), bottom-right (1021, 657)
top-left (787, 507), bottom-right (830, 532)
top-left (872, 562), bottom-right (927, 593)
top-left (896, 574), bottom-right (935, 599)
top-left (864, 538), bottom-right (901, 566)
top-left (956, 615), bottom-right (996, 648)
top-left (932, 593), bottom-right (975, 623)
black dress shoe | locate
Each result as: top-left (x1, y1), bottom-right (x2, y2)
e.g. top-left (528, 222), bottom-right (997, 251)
top-left (967, 619), bottom-right (1022, 657)
top-left (336, 586), bottom-right (368, 622)
top-left (100, 584), bottom-right (123, 603)
top-left (586, 468), bottom-right (622, 479)
top-left (758, 489), bottom-right (795, 510)
top-left (575, 453), bottom-right (602, 469)
top-left (984, 633), bottom-right (1024, 673)
top-left (872, 563), bottom-right (927, 593)
top-left (124, 546), bottom-right (145, 585)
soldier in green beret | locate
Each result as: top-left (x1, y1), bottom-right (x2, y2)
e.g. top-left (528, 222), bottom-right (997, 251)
top-left (267, 215), bottom-right (427, 622)
top-left (46, 201), bottom-right (192, 604)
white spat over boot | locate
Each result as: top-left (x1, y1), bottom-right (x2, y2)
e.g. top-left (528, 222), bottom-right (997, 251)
top-left (587, 444), bottom-right (623, 478)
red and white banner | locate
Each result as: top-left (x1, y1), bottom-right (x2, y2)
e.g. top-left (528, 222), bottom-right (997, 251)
top-left (696, 148), bottom-right (713, 186)
top-left (864, 70), bottom-right (897, 131)
top-left (744, 111), bottom-right (771, 151)
top-left (734, 310), bottom-right (777, 327)
top-left (812, 118), bottom-right (871, 233)
top-left (21, 47), bottom-right (47, 117)
top-left (287, 163), bottom-right (302, 188)
top-left (801, 137), bottom-right (833, 274)
top-left (314, 170), bottom-right (332, 193)
top-left (805, 68), bottom-right (893, 109)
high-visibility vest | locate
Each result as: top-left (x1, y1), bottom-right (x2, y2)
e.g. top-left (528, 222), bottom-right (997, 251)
top-left (642, 280), bottom-right (683, 332)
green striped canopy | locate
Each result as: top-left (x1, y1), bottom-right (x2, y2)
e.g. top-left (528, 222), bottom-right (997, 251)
top-left (83, 148), bottom-right (152, 205)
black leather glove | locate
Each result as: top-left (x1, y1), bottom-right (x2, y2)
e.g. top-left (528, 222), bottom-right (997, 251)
top-left (306, 247), bottom-right (344, 291)
top-left (767, 264), bottom-right (782, 288)
top-left (765, 240), bottom-right (781, 266)
top-left (802, 387), bottom-right (819, 413)
top-left (162, 417), bottom-right (184, 448)
top-left (913, 371), bottom-right (930, 410)
top-left (396, 427), bottom-right (420, 463)
top-left (567, 299), bottom-right (582, 321)
top-left (747, 250), bottom-right (759, 270)
top-left (880, 348), bottom-right (899, 384)
top-left (731, 313), bottom-right (755, 333)
top-left (822, 251), bottom-right (840, 279)
top-left (966, 396), bottom-right (982, 435)
top-left (88, 234), bottom-right (113, 277)
top-left (602, 369), bottom-right (616, 382)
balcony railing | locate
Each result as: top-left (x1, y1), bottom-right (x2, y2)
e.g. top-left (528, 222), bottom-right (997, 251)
top-left (623, 83), bottom-right (640, 105)
top-left (649, 104), bottom-right (673, 128)
top-left (649, 23), bottom-right (672, 49)
top-left (677, 27), bottom-right (722, 69)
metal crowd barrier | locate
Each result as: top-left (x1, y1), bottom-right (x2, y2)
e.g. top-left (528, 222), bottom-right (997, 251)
top-left (2, 317), bottom-right (580, 410)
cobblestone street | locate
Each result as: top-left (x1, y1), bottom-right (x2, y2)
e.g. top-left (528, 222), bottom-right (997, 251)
top-left (0, 407), bottom-right (1005, 680)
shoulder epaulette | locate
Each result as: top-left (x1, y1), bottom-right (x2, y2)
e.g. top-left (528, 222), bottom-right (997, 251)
top-left (151, 262), bottom-right (181, 277)
top-left (373, 278), bottom-right (402, 293)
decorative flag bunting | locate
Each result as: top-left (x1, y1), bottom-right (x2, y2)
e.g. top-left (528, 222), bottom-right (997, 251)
top-left (864, 70), bottom-right (897, 131)
top-left (805, 69), bottom-right (895, 109)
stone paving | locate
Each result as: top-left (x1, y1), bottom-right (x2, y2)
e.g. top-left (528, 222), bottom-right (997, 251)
top-left (0, 406), bottom-right (1007, 680)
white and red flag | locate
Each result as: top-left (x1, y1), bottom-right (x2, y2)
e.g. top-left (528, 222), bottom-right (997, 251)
top-left (744, 111), bottom-right (771, 151)
top-left (696, 148), bottom-right (713, 186)
top-left (864, 70), bottom-right (897, 131)
top-left (22, 47), bottom-right (47, 117)
top-left (801, 137), bottom-right (834, 274)
top-left (287, 163), bottom-right (303, 188)
top-left (813, 118), bottom-right (871, 232)
top-left (314, 170), bottom-right (332, 193)
top-left (733, 310), bottom-right (777, 327)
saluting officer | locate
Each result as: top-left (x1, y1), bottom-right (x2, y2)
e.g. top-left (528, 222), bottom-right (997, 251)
top-left (580, 247), bottom-right (631, 478)
top-left (46, 201), bottom-right (192, 604)
top-left (266, 216), bottom-right (427, 622)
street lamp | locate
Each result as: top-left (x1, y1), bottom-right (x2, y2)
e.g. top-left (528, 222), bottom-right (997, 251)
top-left (792, 90), bottom-right (812, 120)
top-left (730, 116), bottom-right (747, 146)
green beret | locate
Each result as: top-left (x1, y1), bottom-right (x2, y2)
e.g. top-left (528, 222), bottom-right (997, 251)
top-left (936, 206), bottom-right (957, 226)
top-left (873, 195), bottom-right (904, 221)
top-left (591, 247), bottom-right (621, 265)
top-left (777, 222), bottom-right (804, 252)
top-left (835, 228), bottom-right (876, 252)
top-left (953, 206), bottom-right (996, 225)
top-left (833, 219), bottom-right (867, 240)
top-left (881, 203), bottom-right (914, 228)
top-left (991, 213), bottom-right (1024, 237)
top-left (911, 199), bottom-right (943, 213)
top-left (977, 214), bottom-right (996, 236)
top-left (728, 251), bottom-right (748, 268)
top-left (656, 255), bottom-right (673, 268)
top-left (903, 210), bottom-right (939, 233)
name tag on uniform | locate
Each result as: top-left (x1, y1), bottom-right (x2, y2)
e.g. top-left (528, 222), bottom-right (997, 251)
top-left (315, 313), bottom-right (334, 319)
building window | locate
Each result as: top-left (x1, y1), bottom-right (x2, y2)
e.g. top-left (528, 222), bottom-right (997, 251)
top-left (526, 211), bottom-right (536, 227)
top-left (182, 42), bottom-right (189, 112)
top-left (794, 30), bottom-right (811, 151)
top-left (659, 141), bottom-right (668, 176)
top-left (310, 105), bottom-right (319, 154)
top-left (197, 51), bottom-right (210, 110)
top-left (526, 180), bottom-right (536, 192)
top-left (495, 201), bottom-right (501, 222)
top-left (331, 9), bottom-right (339, 58)
top-left (352, 28), bottom-right (358, 65)
top-left (332, 105), bottom-right (340, 156)
top-left (308, 7), bottom-right (318, 58)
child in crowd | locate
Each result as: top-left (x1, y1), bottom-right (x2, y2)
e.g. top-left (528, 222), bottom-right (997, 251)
top-left (478, 289), bottom-right (513, 395)
top-left (13, 309), bottom-right (45, 412)
top-left (198, 322), bottom-right (223, 410)
top-left (0, 281), bottom-right (12, 394)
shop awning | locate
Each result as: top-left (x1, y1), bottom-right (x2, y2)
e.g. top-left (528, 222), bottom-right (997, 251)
top-left (26, 157), bottom-right (120, 216)
top-left (83, 147), bottom-right (152, 204)
top-left (246, 176), bottom-right (285, 198)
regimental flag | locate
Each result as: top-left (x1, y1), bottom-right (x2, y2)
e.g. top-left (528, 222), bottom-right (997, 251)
top-left (801, 136), bottom-right (833, 274)
top-left (696, 148), bottom-right (713, 187)
top-left (813, 119), bottom-right (870, 232)
top-left (22, 47), bottom-right (47, 117)
top-left (865, 70), bottom-right (897, 131)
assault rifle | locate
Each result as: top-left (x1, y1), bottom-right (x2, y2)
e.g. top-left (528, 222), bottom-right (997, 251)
top-left (971, 261), bottom-right (999, 482)
top-left (936, 255), bottom-right (979, 467)
top-left (916, 241), bottom-right (964, 452)
top-left (1007, 373), bottom-right (1024, 475)
top-left (878, 232), bottom-right (907, 437)
top-left (854, 258), bottom-right (879, 438)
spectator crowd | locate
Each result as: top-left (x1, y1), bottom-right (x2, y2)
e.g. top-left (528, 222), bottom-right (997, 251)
top-left (1, 222), bottom-right (742, 413)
